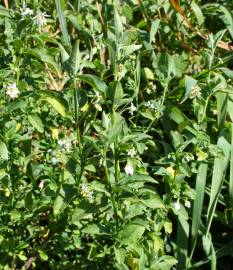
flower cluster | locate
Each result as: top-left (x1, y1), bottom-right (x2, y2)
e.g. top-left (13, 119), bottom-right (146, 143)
top-left (146, 82), bottom-right (157, 94)
top-left (173, 200), bottom-right (191, 211)
top-left (6, 83), bottom-right (20, 99)
top-left (19, 3), bottom-right (48, 30)
top-left (80, 184), bottom-right (94, 202)
top-left (189, 84), bottom-right (201, 99)
top-left (33, 11), bottom-right (48, 29)
top-left (58, 138), bottom-right (73, 152)
top-left (127, 148), bottom-right (137, 157)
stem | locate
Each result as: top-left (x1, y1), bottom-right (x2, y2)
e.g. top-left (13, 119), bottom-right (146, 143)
top-left (104, 148), bottom-right (119, 232)
top-left (73, 87), bottom-right (78, 128)
top-left (161, 83), bottom-right (168, 105)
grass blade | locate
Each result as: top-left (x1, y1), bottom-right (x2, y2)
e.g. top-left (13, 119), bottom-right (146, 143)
top-left (55, 0), bottom-right (71, 48)
top-left (189, 163), bottom-right (208, 263)
top-left (230, 123), bottom-right (233, 218)
top-left (177, 216), bottom-right (189, 270)
top-left (206, 136), bottom-right (230, 235)
top-left (216, 91), bottom-right (228, 130)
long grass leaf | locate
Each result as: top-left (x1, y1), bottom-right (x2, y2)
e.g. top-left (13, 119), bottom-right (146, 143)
top-left (230, 123), bottom-right (233, 218)
top-left (206, 136), bottom-right (230, 234)
top-left (55, 0), bottom-right (71, 48)
top-left (189, 239), bottom-right (233, 269)
top-left (189, 163), bottom-right (208, 262)
top-left (177, 216), bottom-right (189, 270)
top-left (216, 91), bottom-right (228, 130)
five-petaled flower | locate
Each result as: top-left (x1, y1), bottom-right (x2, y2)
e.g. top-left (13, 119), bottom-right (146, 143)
top-left (20, 2), bottom-right (33, 17)
top-left (129, 103), bottom-right (137, 115)
top-left (33, 11), bottom-right (48, 29)
top-left (6, 83), bottom-right (20, 99)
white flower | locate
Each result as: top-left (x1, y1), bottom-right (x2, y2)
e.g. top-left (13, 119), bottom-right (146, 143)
top-left (129, 103), bottom-right (137, 115)
top-left (20, 3), bottom-right (33, 17)
top-left (6, 83), bottom-right (20, 99)
top-left (189, 84), bottom-right (201, 99)
top-left (33, 11), bottom-right (48, 29)
top-left (213, 110), bottom-right (218, 116)
top-left (51, 157), bottom-right (58, 165)
top-left (185, 200), bottom-right (191, 208)
top-left (58, 138), bottom-right (72, 152)
top-left (81, 184), bottom-right (94, 202)
top-left (145, 101), bottom-right (155, 110)
top-left (38, 181), bottom-right (44, 189)
top-left (127, 148), bottom-right (137, 157)
top-left (124, 164), bottom-right (134, 175)
top-left (174, 201), bottom-right (181, 211)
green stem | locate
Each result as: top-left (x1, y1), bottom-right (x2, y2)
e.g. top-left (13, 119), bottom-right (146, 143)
top-left (73, 87), bottom-right (78, 128)
top-left (161, 83), bottom-right (168, 106)
top-left (104, 148), bottom-right (119, 233)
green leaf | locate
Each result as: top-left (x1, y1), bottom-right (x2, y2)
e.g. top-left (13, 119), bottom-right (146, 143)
top-left (219, 5), bottom-right (233, 41)
top-left (41, 90), bottom-right (68, 117)
top-left (230, 124), bottom-right (233, 218)
top-left (82, 223), bottom-right (110, 235)
top-left (107, 117), bottom-right (124, 145)
top-left (206, 136), bottom-right (230, 234)
top-left (152, 256), bottom-right (178, 270)
top-left (118, 174), bottom-right (158, 185)
top-left (26, 48), bottom-right (60, 74)
top-left (107, 81), bottom-right (124, 105)
top-left (140, 191), bottom-right (164, 209)
top-left (53, 185), bottom-right (75, 216)
top-left (78, 74), bottom-right (108, 95)
top-left (190, 163), bottom-right (208, 260)
top-left (0, 142), bottom-right (8, 161)
top-left (118, 223), bottom-right (145, 245)
top-left (180, 75), bottom-right (197, 103)
top-left (142, 67), bottom-right (155, 80)
top-left (114, 7), bottom-right (123, 40)
top-left (58, 43), bottom-right (70, 62)
top-left (28, 114), bottom-right (44, 133)
top-left (122, 44), bottom-right (142, 57)
top-left (71, 39), bottom-right (80, 75)
top-left (177, 216), bottom-right (189, 270)
top-left (55, 0), bottom-right (71, 48)
top-left (191, 1), bottom-right (205, 26)
top-left (152, 53), bottom-right (187, 81)
top-left (150, 19), bottom-right (160, 44)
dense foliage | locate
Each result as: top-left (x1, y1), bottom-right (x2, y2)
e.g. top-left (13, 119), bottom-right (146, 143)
top-left (0, 0), bottom-right (233, 269)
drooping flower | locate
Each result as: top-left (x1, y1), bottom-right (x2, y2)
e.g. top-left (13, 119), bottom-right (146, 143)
top-left (20, 2), bottom-right (33, 17)
top-left (124, 164), bottom-right (134, 175)
top-left (174, 201), bottom-right (181, 211)
top-left (38, 181), bottom-right (44, 189)
top-left (6, 83), bottom-right (20, 99)
top-left (185, 200), bottom-right (191, 209)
